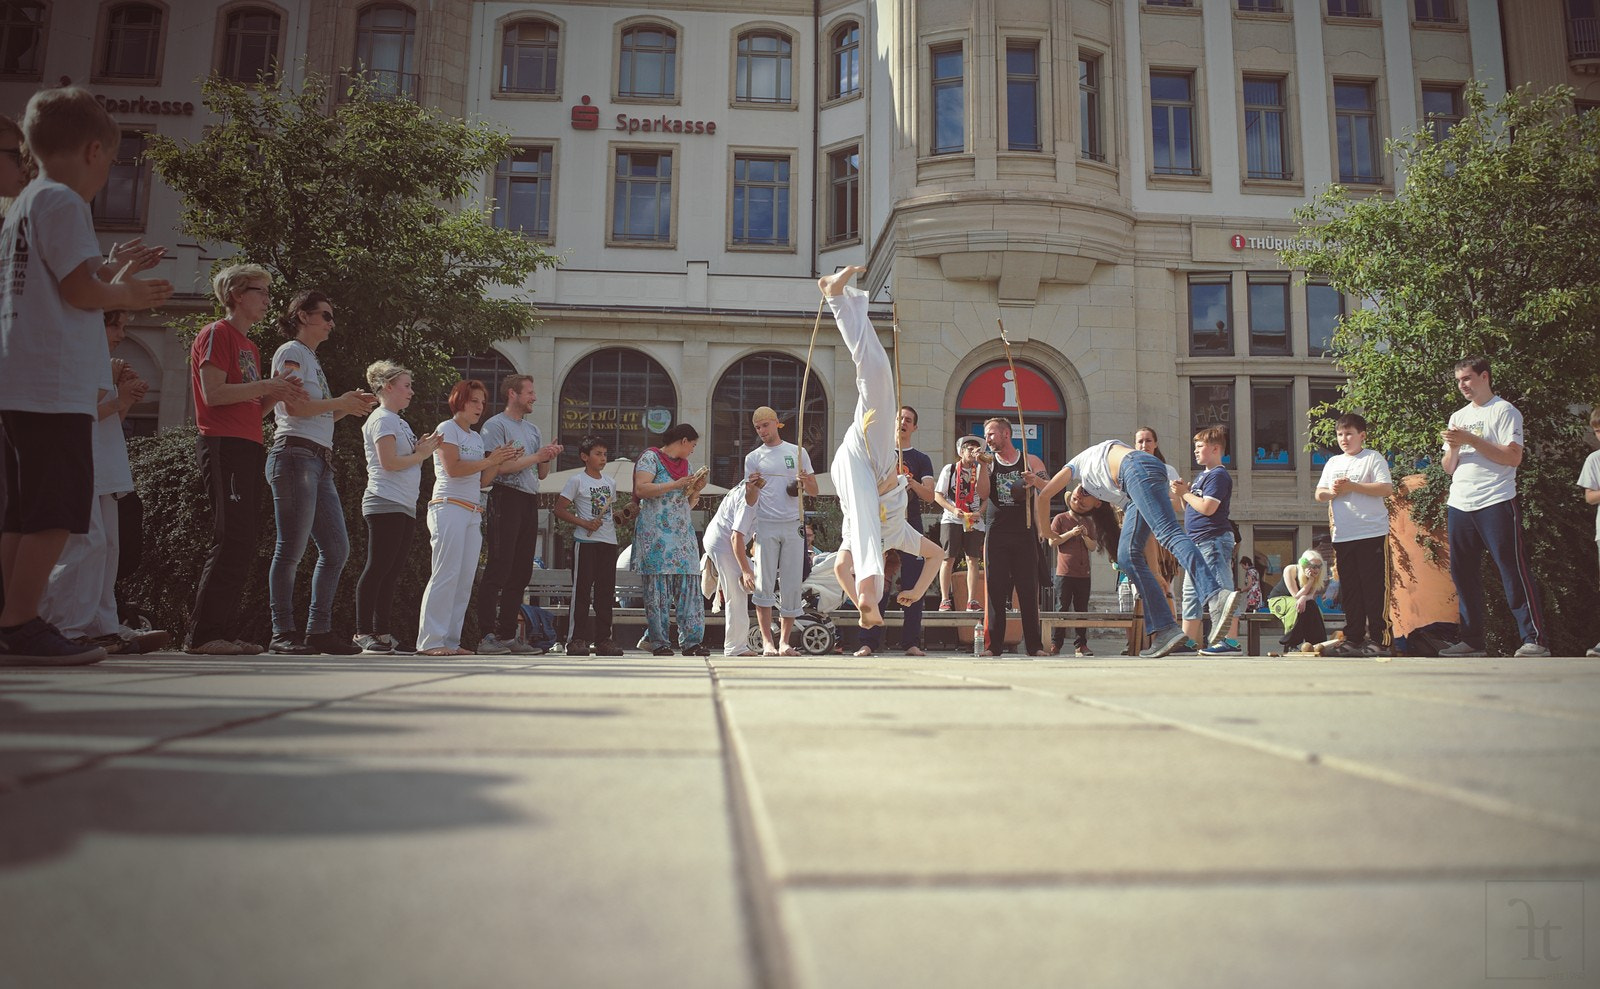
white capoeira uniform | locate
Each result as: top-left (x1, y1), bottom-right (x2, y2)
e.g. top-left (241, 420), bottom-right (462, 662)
top-left (417, 419), bottom-right (486, 652)
top-left (701, 481), bottom-right (759, 655)
top-left (826, 285), bottom-right (924, 589)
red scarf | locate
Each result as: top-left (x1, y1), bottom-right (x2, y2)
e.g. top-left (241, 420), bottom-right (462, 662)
top-left (953, 462), bottom-right (977, 512)
top-left (649, 447), bottom-right (689, 480)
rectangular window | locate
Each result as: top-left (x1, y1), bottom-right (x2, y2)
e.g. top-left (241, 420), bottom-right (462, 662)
top-left (1247, 275), bottom-right (1291, 355)
top-left (735, 31), bottom-right (792, 105)
top-left (1191, 378), bottom-right (1236, 467)
top-left (1238, 0), bottom-right (1285, 10)
top-left (1078, 51), bottom-right (1104, 162)
top-left (500, 20), bottom-right (559, 94)
top-left (731, 154), bottom-right (791, 247)
top-left (1307, 281), bottom-right (1344, 356)
top-left (1188, 276), bottom-right (1233, 356)
top-left (619, 26), bottom-right (676, 99)
top-left (931, 44), bottom-right (964, 155)
top-left (493, 146), bottom-right (552, 240)
top-left (1250, 378), bottom-right (1294, 471)
top-left (1253, 525), bottom-right (1298, 586)
top-left (826, 145), bottom-right (860, 245)
top-left (1243, 76), bottom-right (1291, 179)
top-left (1571, 5), bottom-right (1600, 61)
top-left (1328, 0), bottom-right (1372, 15)
top-left (612, 150), bottom-right (672, 243)
top-left (1005, 43), bottom-right (1041, 152)
top-left (1421, 84), bottom-right (1463, 142)
top-left (1146, 0), bottom-right (1194, 6)
top-left (1151, 71), bottom-right (1199, 175)
top-left (1334, 81), bottom-right (1380, 183)
top-left (91, 131), bottom-right (147, 229)
top-left (830, 23), bottom-right (860, 99)
top-left (1308, 379), bottom-right (1342, 469)
top-left (1414, 0), bottom-right (1456, 21)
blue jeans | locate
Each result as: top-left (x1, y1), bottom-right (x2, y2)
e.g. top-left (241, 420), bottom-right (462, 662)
top-left (1447, 499), bottom-right (1546, 648)
top-left (266, 442), bottom-right (349, 636)
top-left (1116, 451), bottom-right (1221, 634)
top-left (1181, 531), bottom-right (1236, 621)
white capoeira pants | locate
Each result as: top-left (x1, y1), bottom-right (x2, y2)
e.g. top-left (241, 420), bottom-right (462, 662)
top-left (752, 518), bottom-right (805, 618)
top-left (826, 285), bottom-right (924, 589)
top-left (703, 537), bottom-right (752, 655)
top-left (417, 500), bottom-right (483, 652)
top-left (41, 492), bottom-right (124, 639)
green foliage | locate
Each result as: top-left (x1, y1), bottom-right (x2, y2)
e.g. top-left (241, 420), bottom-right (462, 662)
top-left (1284, 84), bottom-right (1600, 654)
top-left (124, 73), bottom-right (559, 642)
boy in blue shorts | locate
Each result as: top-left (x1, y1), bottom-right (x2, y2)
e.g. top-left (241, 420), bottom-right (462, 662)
top-left (1175, 426), bottom-right (1239, 655)
top-left (0, 87), bottom-right (172, 665)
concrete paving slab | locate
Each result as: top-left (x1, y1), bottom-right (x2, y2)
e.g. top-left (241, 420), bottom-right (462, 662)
top-left (387, 661), bottom-right (717, 697)
top-left (0, 752), bottom-right (751, 989)
top-left (163, 693), bottom-right (724, 756)
top-left (721, 686), bottom-right (1149, 728)
top-left (782, 879), bottom-right (1599, 989)
top-left (729, 723), bottom-right (1600, 878)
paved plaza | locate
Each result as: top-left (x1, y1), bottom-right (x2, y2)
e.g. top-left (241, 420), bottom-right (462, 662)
top-left (2, 648), bottom-right (1597, 989)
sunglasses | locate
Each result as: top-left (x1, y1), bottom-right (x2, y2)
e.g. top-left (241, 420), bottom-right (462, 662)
top-left (307, 309), bottom-right (335, 323)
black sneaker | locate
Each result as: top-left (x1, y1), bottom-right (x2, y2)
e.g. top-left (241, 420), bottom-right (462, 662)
top-left (268, 634), bottom-right (313, 655)
top-left (592, 639), bottom-right (625, 656)
top-left (651, 644), bottom-right (675, 657)
top-left (352, 634), bottom-right (393, 655)
top-left (682, 643), bottom-right (711, 656)
top-left (305, 631), bottom-right (362, 656)
top-left (566, 638), bottom-right (591, 656)
top-left (0, 618), bottom-right (107, 667)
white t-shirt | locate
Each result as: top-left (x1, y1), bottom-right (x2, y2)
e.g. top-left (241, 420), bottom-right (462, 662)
top-left (271, 339), bottom-right (335, 448)
top-left (1067, 440), bottom-right (1133, 508)
top-left (362, 407), bottom-right (421, 516)
top-left (480, 412), bottom-right (543, 494)
top-left (91, 365), bottom-right (133, 497)
top-left (934, 461), bottom-right (988, 532)
top-left (703, 482), bottom-right (758, 551)
top-left (1445, 396), bottom-right (1522, 512)
top-left (560, 471), bottom-right (618, 545)
top-left (432, 419), bottom-right (485, 503)
top-left (0, 179), bottom-right (110, 416)
top-left (1579, 448), bottom-right (1600, 545)
top-left (1317, 448), bottom-right (1392, 543)
top-left (744, 441), bottom-right (813, 524)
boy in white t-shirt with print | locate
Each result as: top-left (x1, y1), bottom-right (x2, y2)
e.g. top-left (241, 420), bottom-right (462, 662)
top-left (554, 437), bottom-right (623, 657)
top-left (1314, 413), bottom-right (1394, 656)
top-left (1579, 408), bottom-right (1600, 658)
top-left (0, 88), bottom-right (172, 666)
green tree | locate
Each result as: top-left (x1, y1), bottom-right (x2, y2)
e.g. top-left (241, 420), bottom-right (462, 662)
top-left (1284, 83), bottom-right (1600, 655)
top-left (125, 73), bottom-right (558, 644)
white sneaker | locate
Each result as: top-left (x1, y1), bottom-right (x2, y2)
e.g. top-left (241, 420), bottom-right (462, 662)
top-left (1587, 642), bottom-right (1600, 658)
top-left (476, 634), bottom-right (511, 655)
top-left (504, 638), bottom-right (538, 655)
top-left (1513, 642), bottom-right (1551, 658)
top-left (1205, 589), bottom-right (1243, 646)
top-left (1438, 641), bottom-right (1486, 658)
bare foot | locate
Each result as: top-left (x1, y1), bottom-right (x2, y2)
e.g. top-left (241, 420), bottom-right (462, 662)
top-left (819, 264), bottom-right (865, 298)
top-left (778, 646), bottom-right (801, 657)
top-left (853, 645), bottom-right (874, 657)
top-left (904, 646), bottom-right (926, 657)
top-left (762, 644), bottom-right (779, 657)
top-left (858, 601), bottom-right (883, 628)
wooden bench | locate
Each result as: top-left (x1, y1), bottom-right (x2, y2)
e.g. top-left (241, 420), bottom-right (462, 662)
top-left (524, 569), bottom-right (1143, 652)
top-left (1240, 611), bottom-right (1346, 656)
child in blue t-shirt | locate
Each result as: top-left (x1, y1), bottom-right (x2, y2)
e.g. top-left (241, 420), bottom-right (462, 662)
top-left (1174, 426), bottom-right (1238, 654)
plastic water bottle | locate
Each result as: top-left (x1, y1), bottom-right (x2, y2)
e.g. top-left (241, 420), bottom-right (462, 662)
top-left (973, 623), bottom-right (984, 656)
top-left (534, 556), bottom-right (546, 570)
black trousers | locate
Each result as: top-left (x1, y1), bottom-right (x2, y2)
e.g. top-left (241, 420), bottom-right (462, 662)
top-left (477, 486), bottom-right (540, 639)
top-left (1336, 535), bottom-right (1387, 646)
top-left (572, 541), bottom-right (618, 643)
top-left (1051, 574), bottom-right (1092, 648)
top-left (187, 435), bottom-right (265, 648)
top-left (356, 511), bottom-right (416, 636)
top-left (984, 527), bottom-right (1042, 654)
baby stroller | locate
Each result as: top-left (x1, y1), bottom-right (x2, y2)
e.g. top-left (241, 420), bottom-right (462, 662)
top-left (747, 587), bottom-right (840, 656)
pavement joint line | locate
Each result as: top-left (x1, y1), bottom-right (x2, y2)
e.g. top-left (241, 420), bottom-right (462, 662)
top-left (776, 864), bottom-right (1600, 889)
top-left (1, 668), bottom-right (512, 793)
top-left (1070, 695), bottom-right (1600, 846)
top-left (145, 746), bottom-right (723, 759)
top-left (708, 660), bottom-right (797, 989)
top-left (1355, 685), bottom-right (1600, 723)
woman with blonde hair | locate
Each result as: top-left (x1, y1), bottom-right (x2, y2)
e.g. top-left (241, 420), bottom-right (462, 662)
top-left (353, 360), bottom-right (441, 653)
top-left (1266, 549), bottom-right (1329, 649)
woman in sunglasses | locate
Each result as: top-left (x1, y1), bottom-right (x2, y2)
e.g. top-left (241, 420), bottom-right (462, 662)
top-left (1265, 549), bottom-right (1329, 650)
top-left (264, 289), bottom-right (378, 655)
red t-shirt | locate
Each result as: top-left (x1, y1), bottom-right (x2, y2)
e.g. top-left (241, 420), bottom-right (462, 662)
top-left (190, 318), bottom-right (264, 442)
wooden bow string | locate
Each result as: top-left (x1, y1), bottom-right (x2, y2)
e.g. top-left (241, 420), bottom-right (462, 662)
top-left (795, 297), bottom-right (826, 536)
top-left (995, 316), bottom-right (1032, 530)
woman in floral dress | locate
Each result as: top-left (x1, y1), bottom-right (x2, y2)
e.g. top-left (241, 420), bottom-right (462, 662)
top-left (632, 423), bottom-right (710, 655)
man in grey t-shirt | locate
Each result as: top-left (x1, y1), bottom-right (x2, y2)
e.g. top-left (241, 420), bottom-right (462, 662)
top-left (475, 374), bottom-right (562, 653)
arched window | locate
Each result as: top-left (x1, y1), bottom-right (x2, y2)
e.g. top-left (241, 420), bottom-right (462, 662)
top-left (556, 348), bottom-right (678, 470)
top-left (618, 24), bottom-right (675, 98)
top-left (500, 18), bottom-right (558, 94)
top-left (735, 30), bottom-right (791, 104)
top-left (354, 3), bottom-right (416, 98)
top-left (429, 350), bottom-right (517, 427)
top-left (218, 5), bottom-right (281, 83)
top-left (828, 21), bottom-right (859, 99)
top-left (710, 352), bottom-right (827, 489)
top-left (954, 360), bottom-right (1066, 469)
top-left (0, 1), bottom-right (46, 78)
top-left (99, 2), bottom-right (163, 80)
